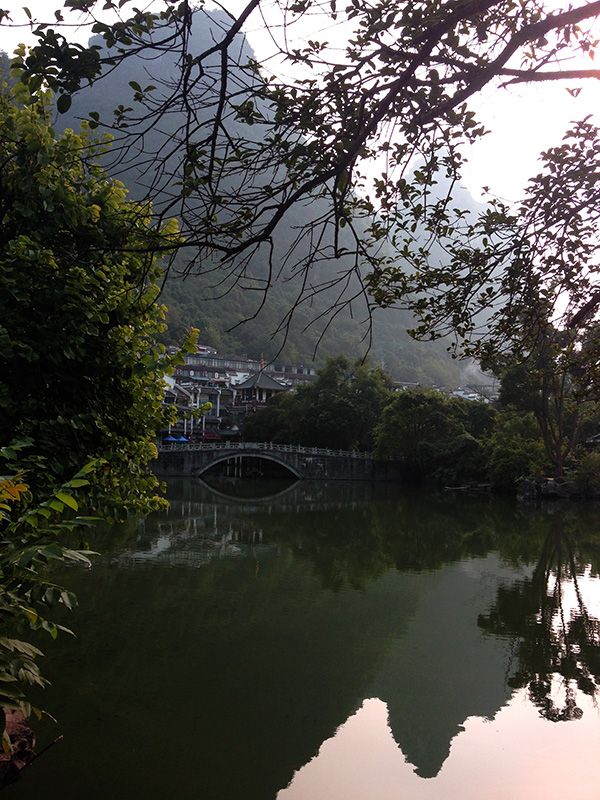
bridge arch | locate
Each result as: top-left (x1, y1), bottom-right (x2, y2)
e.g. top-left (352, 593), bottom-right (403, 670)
top-left (193, 451), bottom-right (302, 479)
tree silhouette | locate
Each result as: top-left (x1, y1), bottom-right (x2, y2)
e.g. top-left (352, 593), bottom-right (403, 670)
top-left (479, 520), bottom-right (600, 721)
top-left (4, 2), bottom-right (600, 358)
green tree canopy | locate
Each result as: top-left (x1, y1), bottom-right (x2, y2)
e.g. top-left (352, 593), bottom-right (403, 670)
top-left (243, 356), bottom-right (392, 450)
top-left (494, 314), bottom-right (598, 477)
top-left (374, 389), bottom-right (492, 483)
top-left (485, 411), bottom-right (548, 489)
top-left (0, 81), bottom-right (198, 741)
top-left (0, 83), bottom-right (193, 514)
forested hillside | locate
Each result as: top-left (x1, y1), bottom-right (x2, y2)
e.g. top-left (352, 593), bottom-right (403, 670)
top-left (54, 13), bottom-right (475, 384)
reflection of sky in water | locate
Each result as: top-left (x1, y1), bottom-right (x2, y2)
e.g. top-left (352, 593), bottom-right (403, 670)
top-left (280, 691), bottom-right (600, 800)
top-left (276, 560), bottom-right (600, 800)
top-left (12, 482), bottom-right (600, 800)
top-left (549, 568), bottom-right (600, 620)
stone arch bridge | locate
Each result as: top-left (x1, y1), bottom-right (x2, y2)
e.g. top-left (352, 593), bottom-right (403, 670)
top-left (156, 441), bottom-right (392, 481)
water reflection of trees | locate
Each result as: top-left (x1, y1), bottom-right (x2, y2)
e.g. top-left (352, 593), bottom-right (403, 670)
top-left (479, 518), bottom-right (600, 721)
top-left (273, 492), bottom-right (529, 589)
top-left (252, 492), bottom-right (600, 724)
top-left (66, 482), bottom-right (600, 793)
top-left (124, 481), bottom-right (600, 722)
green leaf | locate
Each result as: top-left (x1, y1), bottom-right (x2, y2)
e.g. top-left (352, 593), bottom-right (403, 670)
top-left (60, 590), bottom-right (76, 611)
top-left (56, 94), bottom-right (72, 114)
top-left (64, 479), bottom-right (89, 489)
top-left (29, 74), bottom-right (43, 93)
top-left (41, 543), bottom-right (66, 559)
top-left (55, 492), bottom-right (78, 511)
top-left (22, 608), bottom-right (39, 626)
top-left (43, 587), bottom-right (61, 607)
top-left (73, 460), bottom-right (104, 478)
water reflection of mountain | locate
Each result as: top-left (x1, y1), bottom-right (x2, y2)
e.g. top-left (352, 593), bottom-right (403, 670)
top-left (123, 489), bottom-right (531, 777)
top-left (15, 482), bottom-right (600, 800)
top-left (370, 555), bottom-right (528, 778)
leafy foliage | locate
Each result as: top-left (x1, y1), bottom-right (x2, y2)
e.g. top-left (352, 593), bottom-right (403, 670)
top-left (243, 356), bottom-right (392, 450)
top-left (245, 371), bottom-right (592, 489)
top-left (572, 451), bottom-right (600, 497)
top-left (0, 82), bottom-right (197, 515)
top-left (484, 412), bottom-right (548, 489)
top-left (0, 445), bottom-right (100, 732)
top-left (374, 389), bottom-right (493, 483)
top-left (370, 121), bottom-right (600, 364)
top-left (37, 19), bottom-right (461, 384)
top-left (494, 317), bottom-right (598, 477)
top-left (0, 79), bottom-right (198, 737)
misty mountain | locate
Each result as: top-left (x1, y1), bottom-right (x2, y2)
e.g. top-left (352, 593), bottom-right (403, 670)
top-left (52, 13), bottom-right (486, 384)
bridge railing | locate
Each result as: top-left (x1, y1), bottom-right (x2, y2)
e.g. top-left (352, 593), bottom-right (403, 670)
top-left (158, 441), bottom-right (372, 459)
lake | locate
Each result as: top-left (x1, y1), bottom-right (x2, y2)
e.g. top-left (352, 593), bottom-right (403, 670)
top-left (9, 479), bottom-right (600, 799)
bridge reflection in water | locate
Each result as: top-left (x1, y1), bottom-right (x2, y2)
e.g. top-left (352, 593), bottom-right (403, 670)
top-left (122, 479), bottom-right (376, 568)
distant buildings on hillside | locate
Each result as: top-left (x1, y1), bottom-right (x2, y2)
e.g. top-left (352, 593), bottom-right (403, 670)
top-left (162, 346), bottom-right (317, 441)
top-left (162, 345), bottom-right (498, 441)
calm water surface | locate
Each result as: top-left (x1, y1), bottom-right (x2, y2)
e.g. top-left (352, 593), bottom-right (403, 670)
top-left (9, 479), bottom-right (600, 799)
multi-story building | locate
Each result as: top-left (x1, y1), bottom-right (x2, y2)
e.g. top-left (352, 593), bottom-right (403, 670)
top-left (164, 347), bottom-right (317, 441)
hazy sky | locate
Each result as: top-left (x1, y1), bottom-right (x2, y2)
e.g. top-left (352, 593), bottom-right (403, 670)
top-left (1, 0), bottom-right (599, 203)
